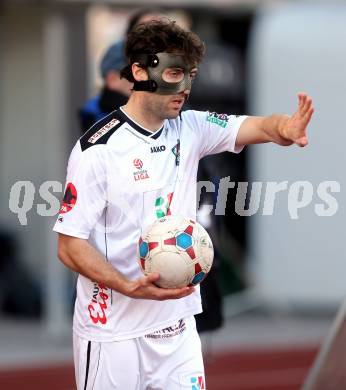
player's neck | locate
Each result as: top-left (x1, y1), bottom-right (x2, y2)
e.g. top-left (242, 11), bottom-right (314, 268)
top-left (122, 94), bottom-right (164, 133)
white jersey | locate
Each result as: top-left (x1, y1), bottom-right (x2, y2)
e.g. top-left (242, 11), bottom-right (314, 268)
top-left (53, 107), bottom-right (247, 342)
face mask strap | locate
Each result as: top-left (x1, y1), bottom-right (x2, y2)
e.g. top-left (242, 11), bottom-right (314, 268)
top-left (132, 54), bottom-right (160, 92)
top-left (133, 80), bottom-right (158, 92)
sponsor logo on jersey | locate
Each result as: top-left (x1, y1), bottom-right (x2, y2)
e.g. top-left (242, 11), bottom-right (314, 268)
top-left (145, 319), bottom-right (186, 339)
top-left (206, 112), bottom-right (229, 128)
top-left (59, 182), bottom-right (77, 214)
top-left (133, 158), bottom-right (149, 181)
top-left (88, 118), bottom-right (120, 144)
top-left (190, 375), bottom-right (205, 390)
top-left (88, 282), bottom-right (109, 325)
top-left (171, 140), bottom-right (180, 166)
top-left (150, 145), bottom-right (166, 153)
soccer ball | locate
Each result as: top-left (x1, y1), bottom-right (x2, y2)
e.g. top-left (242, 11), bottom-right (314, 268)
top-left (137, 215), bottom-right (214, 288)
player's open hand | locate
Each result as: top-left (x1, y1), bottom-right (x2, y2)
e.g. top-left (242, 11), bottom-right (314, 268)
top-left (281, 93), bottom-right (314, 147)
top-left (126, 273), bottom-right (195, 300)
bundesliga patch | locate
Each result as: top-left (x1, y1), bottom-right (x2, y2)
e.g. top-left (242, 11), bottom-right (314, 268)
top-left (206, 112), bottom-right (229, 128)
top-left (88, 118), bottom-right (120, 144)
top-left (60, 182), bottom-right (77, 214)
top-left (133, 158), bottom-right (149, 181)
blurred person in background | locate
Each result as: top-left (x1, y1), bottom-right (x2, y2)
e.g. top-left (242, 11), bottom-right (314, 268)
top-left (55, 19), bottom-right (313, 389)
top-left (79, 41), bottom-right (131, 133)
top-left (79, 8), bottom-right (164, 134)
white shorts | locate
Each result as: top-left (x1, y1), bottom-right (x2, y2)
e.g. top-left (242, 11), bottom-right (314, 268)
top-left (73, 316), bottom-right (205, 390)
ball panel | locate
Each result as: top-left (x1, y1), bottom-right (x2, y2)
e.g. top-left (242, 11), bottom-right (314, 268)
top-left (186, 247), bottom-right (196, 260)
top-left (148, 242), bottom-right (159, 251)
top-left (151, 252), bottom-right (190, 288)
top-left (176, 232), bottom-right (193, 249)
top-left (195, 263), bottom-right (202, 273)
top-left (191, 272), bottom-right (206, 285)
top-left (184, 225), bottom-right (194, 235)
top-left (163, 237), bottom-right (176, 245)
top-left (139, 241), bottom-right (149, 258)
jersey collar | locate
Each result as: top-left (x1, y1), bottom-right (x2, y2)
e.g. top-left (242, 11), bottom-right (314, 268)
top-left (118, 107), bottom-right (164, 140)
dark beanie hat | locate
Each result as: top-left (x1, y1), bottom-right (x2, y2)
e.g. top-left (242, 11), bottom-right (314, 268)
top-left (100, 41), bottom-right (126, 78)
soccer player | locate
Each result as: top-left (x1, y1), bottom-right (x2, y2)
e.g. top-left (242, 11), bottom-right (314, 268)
top-left (54, 20), bottom-right (314, 389)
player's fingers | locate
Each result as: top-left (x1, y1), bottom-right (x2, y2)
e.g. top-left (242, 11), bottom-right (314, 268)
top-left (304, 106), bottom-right (314, 122)
top-left (299, 95), bottom-right (306, 113)
top-left (295, 136), bottom-right (308, 147)
top-left (145, 272), bottom-right (160, 284)
top-left (159, 286), bottom-right (195, 300)
top-left (134, 273), bottom-right (160, 290)
top-left (298, 93), bottom-right (306, 111)
top-left (301, 96), bottom-right (312, 115)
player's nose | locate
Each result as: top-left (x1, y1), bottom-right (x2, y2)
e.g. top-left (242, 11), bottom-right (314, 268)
top-left (180, 89), bottom-right (190, 98)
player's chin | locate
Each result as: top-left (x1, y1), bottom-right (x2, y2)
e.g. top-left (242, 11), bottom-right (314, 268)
top-left (166, 108), bottom-right (182, 119)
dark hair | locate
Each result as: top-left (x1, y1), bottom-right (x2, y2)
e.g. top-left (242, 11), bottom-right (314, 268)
top-left (121, 19), bottom-right (205, 82)
top-left (126, 8), bottom-right (164, 36)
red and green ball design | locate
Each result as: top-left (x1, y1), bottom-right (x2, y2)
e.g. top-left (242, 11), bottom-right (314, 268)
top-left (138, 216), bottom-right (213, 288)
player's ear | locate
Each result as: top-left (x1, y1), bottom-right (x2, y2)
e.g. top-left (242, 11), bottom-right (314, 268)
top-left (132, 63), bottom-right (149, 82)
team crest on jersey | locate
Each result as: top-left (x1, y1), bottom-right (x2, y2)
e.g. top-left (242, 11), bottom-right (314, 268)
top-left (88, 118), bottom-right (120, 144)
top-left (171, 140), bottom-right (180, 166)
top-left (206, 112), bottom-right (229, 128)
top-left (60, 182), bottom-right (77, 214)
top-left (133, 158), bottom-right (150, 181)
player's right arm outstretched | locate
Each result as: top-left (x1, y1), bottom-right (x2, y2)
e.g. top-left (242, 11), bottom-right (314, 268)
top-left (57, 233), bottom-right (194, 300)
top-left (235, 93), bottom-right (314, 148)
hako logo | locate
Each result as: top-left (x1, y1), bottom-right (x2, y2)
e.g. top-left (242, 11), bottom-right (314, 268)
top-left (151, 145), bottom-right (166, 153)
top-left (133, 158), bottom-right (143, 170)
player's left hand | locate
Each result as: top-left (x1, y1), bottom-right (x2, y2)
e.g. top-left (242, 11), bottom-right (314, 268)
top-left (280, 93), bottom-right (314, 147)
top-left (126, 273), bottom-right (195, 301)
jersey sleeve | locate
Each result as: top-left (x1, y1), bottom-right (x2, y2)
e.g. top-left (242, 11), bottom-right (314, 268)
top-left (181, 110), bottom-right (248, 159)
top-left (53, 143), bottom-right (107, 239)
